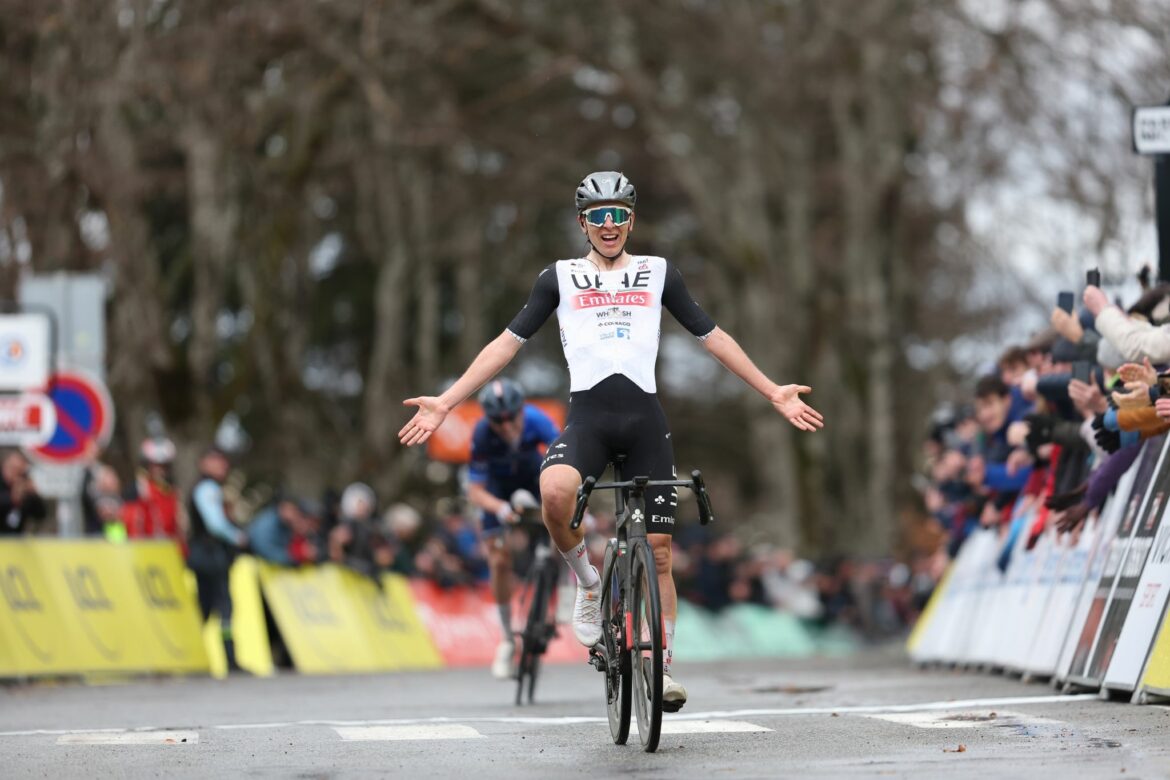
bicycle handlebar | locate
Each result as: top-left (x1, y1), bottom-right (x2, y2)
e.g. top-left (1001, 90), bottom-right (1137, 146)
top-left (569, 471), bottom-right (715, 530)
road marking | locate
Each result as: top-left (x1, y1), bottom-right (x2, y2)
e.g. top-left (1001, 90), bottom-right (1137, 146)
top-left (334, 725), bottom-right (484, 742)
top-left (0, 693), bottom-right (1106, 738)
top-left (56, 730), bottom-right (198, 745)
top-left (860, 710), bottom-right (1064, 729)
top-left (634, 720), bottom-right (771, 736)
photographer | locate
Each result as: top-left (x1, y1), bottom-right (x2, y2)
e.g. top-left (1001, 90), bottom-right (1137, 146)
top-left (0, 451), bottom-right (46, 535)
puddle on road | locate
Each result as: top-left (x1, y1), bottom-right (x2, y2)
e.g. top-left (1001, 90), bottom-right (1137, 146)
top-left (747, 684), bottom-right (835, 695)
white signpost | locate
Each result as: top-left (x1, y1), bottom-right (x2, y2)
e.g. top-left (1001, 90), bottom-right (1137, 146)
top-left (1133, 105), bottom-right (1170, 156)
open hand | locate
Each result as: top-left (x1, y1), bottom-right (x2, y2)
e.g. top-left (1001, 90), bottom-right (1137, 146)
top-left (1083, 285), bottom-right (1110, 317)
top-left (1112, 380), bottom-right (1152, 410)
top-left (399, 396), bottom-right (450, 446)
top-left (1118, 358), bottom-right (1157, 387)
top-left (770, 385), bottom-right (824, 432)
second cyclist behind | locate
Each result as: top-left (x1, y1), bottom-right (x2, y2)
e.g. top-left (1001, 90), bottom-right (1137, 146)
top-left (466, 378), bottom-right (562, 679)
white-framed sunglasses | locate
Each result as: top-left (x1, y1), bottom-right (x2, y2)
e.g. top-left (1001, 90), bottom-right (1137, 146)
top-left (582, 206), bottom-right (633, 227)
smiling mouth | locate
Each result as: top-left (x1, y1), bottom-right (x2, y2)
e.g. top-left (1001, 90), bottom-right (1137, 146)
top-left (600, 232), bottom-right (619, 242)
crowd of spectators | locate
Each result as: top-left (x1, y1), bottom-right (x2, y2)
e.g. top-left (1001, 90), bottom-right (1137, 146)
top-left (1, 436), bottom-right (933, 639)
top-left (921, 265), bottom-right (1170, 562)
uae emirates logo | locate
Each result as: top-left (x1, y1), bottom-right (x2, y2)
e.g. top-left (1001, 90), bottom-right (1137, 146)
top-left (573, 291), bottom-right (653, 310)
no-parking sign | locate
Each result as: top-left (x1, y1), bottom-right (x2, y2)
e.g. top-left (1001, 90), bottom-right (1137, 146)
top-left (26, 371), bottom-right (115, 464)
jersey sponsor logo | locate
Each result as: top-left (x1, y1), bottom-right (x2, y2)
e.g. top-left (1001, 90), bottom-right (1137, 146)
top-left (599, 328), bottom-right (632, 341)
top-left (573, 290), bottom-right (653, 310)
top-left (651, 514), bottom-right (675, 525)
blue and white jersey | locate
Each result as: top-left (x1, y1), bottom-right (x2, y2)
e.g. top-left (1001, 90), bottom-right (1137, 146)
top-left (468, 404), bottom-right (561, 499)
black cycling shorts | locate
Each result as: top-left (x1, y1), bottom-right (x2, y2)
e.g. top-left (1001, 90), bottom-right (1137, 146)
top-left (541, 374), bottom-right (678, 535)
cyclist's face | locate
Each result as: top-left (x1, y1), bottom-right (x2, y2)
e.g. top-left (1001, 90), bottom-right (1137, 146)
top-left (580, 203), bottom-right (634, 257)
top-left (489, 414), bottom-right (523, 441)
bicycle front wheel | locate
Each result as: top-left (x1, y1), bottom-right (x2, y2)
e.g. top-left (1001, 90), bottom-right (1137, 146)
top-left (516, 560), bottom-right (551, 706)
top-left (630, 539), bottom-right (663, 753)
top-left (601, 541), bottom-right (631, 744)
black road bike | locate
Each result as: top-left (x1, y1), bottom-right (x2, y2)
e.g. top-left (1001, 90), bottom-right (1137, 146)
top-left (569, 455), bottom-right (714, 753)
top-left (511, 512), bottom-right (560, 705)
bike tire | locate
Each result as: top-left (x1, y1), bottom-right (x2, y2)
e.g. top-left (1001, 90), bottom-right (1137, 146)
top-left (601, 541), bottom-right (631, 744)
top-left (630, 539), bottom-right (663, 753)
top-left (516, 566), bottom-right (548, 706)
top-left (527, 558), bottom-right (558, 704)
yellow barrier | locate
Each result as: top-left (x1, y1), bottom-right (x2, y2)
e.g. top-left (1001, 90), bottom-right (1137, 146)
top-left (1138, 609), bottom-right (1170, 699)
top-left (257, 562), bottom-right (442, 674)
top-left (905, 562), bottom-right (953, 655)
top-left (196, 556), bottom-right (275, 678)
top-left (0, 540), bottom-right (208, 677)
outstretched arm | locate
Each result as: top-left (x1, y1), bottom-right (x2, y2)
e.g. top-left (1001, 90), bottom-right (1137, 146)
top-left (398, 332), bottom-right (523, 446)
top-left (702, 327), bottom-right (824, 432)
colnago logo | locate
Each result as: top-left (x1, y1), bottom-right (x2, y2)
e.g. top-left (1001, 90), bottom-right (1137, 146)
top-left (573, 291), bottom-right (653, 310)
top-left (632, 509), bottom-right (644, 524)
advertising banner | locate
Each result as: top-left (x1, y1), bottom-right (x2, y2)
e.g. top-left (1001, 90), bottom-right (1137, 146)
top-left (258, 562), bottom-right (441, 674)
top-left (1137, 607), bottom-right (1170, 700)
top-left (1053, 458), bottom-right (1138, 684)
top-left (0, 540), bottom-right (208, 676)
top-left (1081, 436), bottom-right (1170, 686)
top-left (1101, 475), bottom-right (1170, 691)
top-left (410, 579), bottom-right (587, 667)
top-left (1066, 438), bottom-right (1165, 687)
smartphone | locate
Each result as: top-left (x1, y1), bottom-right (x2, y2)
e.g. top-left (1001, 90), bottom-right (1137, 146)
top-left (1057, 291), bottom-right (1075, 314)
top-left (1158, 371), bottom-right (1170, 396)
top-left (1072, 361), bottom-right (1093, 384)
top-left (1086, 268), bottom-right (1101, 287)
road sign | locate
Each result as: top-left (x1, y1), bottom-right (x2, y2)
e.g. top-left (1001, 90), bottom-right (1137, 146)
top-left (1133, 105), bottom-right (1170, 156)
top-left (0, 393), bottom-right (57, 447)
top-left (26, 371), bottom-right (114, 464)
top-left (0, 313), bottom-right (53, 392)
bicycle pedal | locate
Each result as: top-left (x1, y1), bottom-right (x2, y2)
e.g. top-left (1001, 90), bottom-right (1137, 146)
top-left (661, 700), bottom-right (684, 713)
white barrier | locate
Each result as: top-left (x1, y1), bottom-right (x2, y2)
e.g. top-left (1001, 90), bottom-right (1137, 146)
top-left (910, 436), bottom-right (1170, 705)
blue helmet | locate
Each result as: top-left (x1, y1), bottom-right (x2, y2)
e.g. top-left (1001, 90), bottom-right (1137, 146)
top-left (479, 378), bottom-right (525, 420)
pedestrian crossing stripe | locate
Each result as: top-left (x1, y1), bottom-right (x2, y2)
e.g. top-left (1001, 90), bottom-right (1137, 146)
top-left (334, 725), bottom-right (485, 741)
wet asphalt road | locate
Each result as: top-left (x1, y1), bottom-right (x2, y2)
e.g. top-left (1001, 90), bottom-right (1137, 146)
top-left (2, 648), bottom-right (1169, 779)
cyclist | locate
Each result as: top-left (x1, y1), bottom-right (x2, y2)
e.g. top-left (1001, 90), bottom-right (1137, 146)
top-left (466, 378), bottom-right (562, 679)
top-left (400, 171), bottom-right (824, 710)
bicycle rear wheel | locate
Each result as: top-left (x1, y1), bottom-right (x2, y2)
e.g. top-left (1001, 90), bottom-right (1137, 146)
top-left (601, 541), bottom-right (631, 744)
top-left (630, 539), bottom-right (663, 753)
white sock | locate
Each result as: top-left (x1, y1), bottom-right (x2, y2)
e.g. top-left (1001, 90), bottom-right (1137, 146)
top-left (664, 619), bottom-right (676, 674)
top-left (498, 603), bottom-right (512, 639)
top-left (560, 540), bottom-right (599, 589)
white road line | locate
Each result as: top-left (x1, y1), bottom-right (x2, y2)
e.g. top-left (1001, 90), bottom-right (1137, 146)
top-left (0, 693), bottom-right (1107, 738)
top-left (56, 730), bottom-right (198, 745)
top-left (634, 720), bottom-right (772, 736)
top-left (212, 693), bottom-right (1102, 730)
top-left (860, 710), bottom-right (1065, 729)
top-left (334, 725), bottom-right (485, 742)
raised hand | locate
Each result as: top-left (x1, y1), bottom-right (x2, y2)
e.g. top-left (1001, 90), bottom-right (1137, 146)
top-left (398, 396), bottom-right (450, 447)
top-left (770, 385), bottom-right (824, 432)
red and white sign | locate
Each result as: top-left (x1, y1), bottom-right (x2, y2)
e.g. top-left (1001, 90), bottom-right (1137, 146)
top-left (0, 393), bottom-right (57, 446)
top-left (27, 371), bottom-right (114, 464)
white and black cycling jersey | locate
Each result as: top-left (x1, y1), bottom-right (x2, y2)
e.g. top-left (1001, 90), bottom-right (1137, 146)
top-left (507, 256), bottom-right (716, 393)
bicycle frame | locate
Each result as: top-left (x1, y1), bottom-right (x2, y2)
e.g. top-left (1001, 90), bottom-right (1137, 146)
top-left (572, 456), bottom-right (714, 751)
